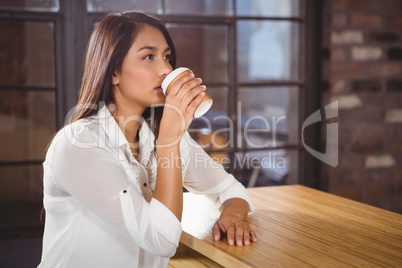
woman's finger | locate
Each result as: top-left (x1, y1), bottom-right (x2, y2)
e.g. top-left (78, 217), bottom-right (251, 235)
top-left (226, 224), bottom-right (235, 246)
top-left (180, 85), bottom-right (205, 109)
top-left (250, 228), bottom-right (258, 242)
top-left (178, 80), bottom-right (202, 103)
top-left (211, 222), bottom-right (221, 241)
top-left (243, 228), bottom-right (251, 246)
top-left (168, 73), bottom-right (195, 96)
top-left (174, 77), bottom-right (202, 100)
top-left (235, 224), bottom-right (244, 246)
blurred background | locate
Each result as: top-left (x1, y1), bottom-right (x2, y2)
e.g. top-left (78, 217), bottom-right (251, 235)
top-left (0, 0), bottom-right (401, 267)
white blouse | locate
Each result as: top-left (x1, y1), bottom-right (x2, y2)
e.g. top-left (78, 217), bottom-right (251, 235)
top-left (38, 105), bottom-right (254, 268)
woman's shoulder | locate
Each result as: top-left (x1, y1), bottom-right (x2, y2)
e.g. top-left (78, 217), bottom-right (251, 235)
top-left (50, 117), bottom-right (103, 152)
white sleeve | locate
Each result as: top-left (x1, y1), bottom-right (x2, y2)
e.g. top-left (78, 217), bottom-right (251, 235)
top-left (182, 132), bottom-right (254, 214)
top-left (48, 127), bottom-right (181, 258)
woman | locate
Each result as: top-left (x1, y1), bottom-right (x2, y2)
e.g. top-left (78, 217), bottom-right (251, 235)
top-left (39, 11), bottom-right (257, 268)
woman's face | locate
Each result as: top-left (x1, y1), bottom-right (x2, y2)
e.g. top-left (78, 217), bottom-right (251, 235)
top-left (112, 24), bottom-right (173, 112)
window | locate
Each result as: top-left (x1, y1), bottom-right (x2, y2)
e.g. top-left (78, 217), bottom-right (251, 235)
top-left (0, 0), bottom-right (321, 233)
top-left (0, 2), bottom-right (59, 235)
top-left (83, 0), bottom-right (311, 188)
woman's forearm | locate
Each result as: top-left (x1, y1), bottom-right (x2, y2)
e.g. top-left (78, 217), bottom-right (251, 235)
top-left (220, 198), bottom-right (250, 219)
top-left (153, 143), bottom-right (183, 221)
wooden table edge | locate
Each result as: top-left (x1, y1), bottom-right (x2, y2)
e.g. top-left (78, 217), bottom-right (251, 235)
top-left (179, 231), bottom-right (253, 268)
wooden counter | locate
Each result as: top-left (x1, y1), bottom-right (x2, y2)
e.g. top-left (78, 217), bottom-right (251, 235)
top-left (170, 185), bottom-right (402, 267)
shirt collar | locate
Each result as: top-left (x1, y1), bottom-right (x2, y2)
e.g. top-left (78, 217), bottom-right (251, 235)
top-left (96, 104), bottom-right (155, 159)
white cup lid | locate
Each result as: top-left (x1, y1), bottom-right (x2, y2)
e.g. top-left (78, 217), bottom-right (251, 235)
top-left (194, 99), bottom-right (213, 118)
top-left (161, 67), bottom-right (191, 95)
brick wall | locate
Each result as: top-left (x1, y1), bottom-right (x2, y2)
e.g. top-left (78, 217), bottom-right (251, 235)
top-left (322, 0), bottom-right (402, 213)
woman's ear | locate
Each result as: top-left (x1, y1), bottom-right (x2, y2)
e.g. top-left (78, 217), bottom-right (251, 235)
top-left (112, 73), bottom-right (119, 86)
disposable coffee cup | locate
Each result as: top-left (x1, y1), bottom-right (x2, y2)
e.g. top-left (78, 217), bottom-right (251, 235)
top-left (161, 67), bottom-right (213, 118)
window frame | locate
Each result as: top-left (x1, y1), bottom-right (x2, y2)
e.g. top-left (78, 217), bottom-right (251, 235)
top-left (0, 0), bottom-right (322, 188)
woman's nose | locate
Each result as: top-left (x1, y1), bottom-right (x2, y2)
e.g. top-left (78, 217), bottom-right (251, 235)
top-left (159, 60), bottom-right (173, 78)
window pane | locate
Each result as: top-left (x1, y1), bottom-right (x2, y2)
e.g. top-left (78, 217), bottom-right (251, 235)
top-left (167, 24), bottom-right (228, 83)
top-left (0, 164), bottom-right (43, 230)
top-left (0, 91), bottom-right (56, 162)
top-left (165, 0), bottom-right (232, 15)
top-left (237, 20), bottom-right (299, 82)
top-left (0, 165), bottom-right (43, 202)
top-left (0, 21), bottom-right (55, 87)
top-left (235, 149), bottom-right (298, 187)
top-left (86, 0), bottom-right (160, 13)
top-left (0, 0), bottom-right (59, 12)
top-left (188, 86), bottom-right (229, 161)
top-left (236, 0), bottom-right (300, 17)
top-left (238, 86), bottom-right (299, 148)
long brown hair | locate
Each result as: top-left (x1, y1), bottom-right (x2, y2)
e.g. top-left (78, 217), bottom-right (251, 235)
top-left (41, 12), bottom-right (176, 223)
top-left (72, 11), bottom-right (176, 137)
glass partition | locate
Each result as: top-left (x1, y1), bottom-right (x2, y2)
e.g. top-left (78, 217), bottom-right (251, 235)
top-left (0, 21), bottom-right (55, 87)
top-left (165, 0), bottom-right (232, 15)
top-left (86, 0), bottom-right (160, 13)
top-left (237, 20), bottom-right (299, 82)
top-left (0, 0), bottom-right (59, 12)
top-left (235, 149), bottom-right (298, 186)
top-left (167, 24), bottom-right (229, 83)
top-left (0, 91), bottom-right (56, 162)
top-left (236, 0), bottom-right (300, 17)
top-left (237, 86), bottom-right (299, 148)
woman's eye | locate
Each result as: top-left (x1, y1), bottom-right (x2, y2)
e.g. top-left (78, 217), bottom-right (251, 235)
top-left (164, 54), bottom-right (172, 60)
top-left (144, 54), bottom-right (154, 60)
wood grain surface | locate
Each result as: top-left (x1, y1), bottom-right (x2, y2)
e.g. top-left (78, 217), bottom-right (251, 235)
top-left (178, 185), bottom-right (402, 267)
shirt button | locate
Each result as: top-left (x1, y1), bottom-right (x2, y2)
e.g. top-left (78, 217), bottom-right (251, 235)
top-left (143, 182), bottom-right (148, 187)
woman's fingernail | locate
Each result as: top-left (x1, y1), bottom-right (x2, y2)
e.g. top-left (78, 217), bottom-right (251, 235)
top-left (200, 92), bottom-right (205, 96)
top-left (229, 239), bottom-right (234, 245)
top-left (214, 235), bottom-right (219, 240)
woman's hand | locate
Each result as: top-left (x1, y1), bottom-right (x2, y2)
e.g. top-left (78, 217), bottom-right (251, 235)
top-left (158, 73), bottom-right (206, 146)
top-left (212, 213), bottom-right (258, 246)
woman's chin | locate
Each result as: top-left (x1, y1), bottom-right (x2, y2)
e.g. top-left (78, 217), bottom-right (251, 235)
top-left (151, 95), bottom-right (165, 107)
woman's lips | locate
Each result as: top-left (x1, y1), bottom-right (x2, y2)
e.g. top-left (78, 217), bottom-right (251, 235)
top-left (155, 87), bottom-right (163, 93)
